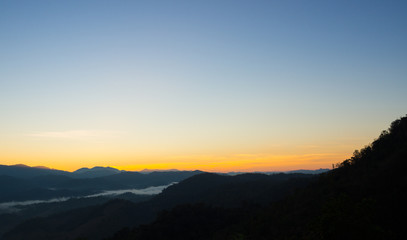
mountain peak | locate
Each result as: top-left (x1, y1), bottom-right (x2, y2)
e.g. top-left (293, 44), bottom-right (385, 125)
top-left (72, 166), bottom-right (122, 178)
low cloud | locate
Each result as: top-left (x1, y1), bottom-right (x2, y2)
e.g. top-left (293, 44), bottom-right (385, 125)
top-left (84, 183), bottom-right (176, 198)
top-left (0, 183), bottom-right (175, 213)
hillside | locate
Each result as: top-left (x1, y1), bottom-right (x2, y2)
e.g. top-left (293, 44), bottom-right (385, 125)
top-left (2, 173), bottom-right (314, 240)
top-left (107, 115), bottom-right (407, 240)
top-left (3, 115), bottom-right (406, 240)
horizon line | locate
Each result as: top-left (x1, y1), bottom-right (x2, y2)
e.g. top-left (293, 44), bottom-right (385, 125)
top-left (1, 163), bottom-right (331, 174)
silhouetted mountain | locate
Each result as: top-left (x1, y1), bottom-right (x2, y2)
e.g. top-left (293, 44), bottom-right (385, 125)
top-left (150, 172), bottom-right (316, 209)
top-left (29, 175), bottom-right (75, 188)
top-left (101, 171), bottom-right (203, 189)
top-left (0, 165), bottom-right (69, 179)
top-left (0, 170), bottom-right (203, 204)
top-left (0, 175), bottom-right (75, 203)
top-left (112, 204), bottom-right (244, 240)
top-left (0, 194), bottom-right (153, 240)
top-left (2, 172), bottom-right (314, 239)
top-left (107, 115), bottom-right (407, 240)
top-left (5, 115), bottom-right (406, 240)
top-left (3, 199), bottom-right (143, 240)
top-left (72, 166), bottom-right (122, 178)
top-left (46, 171), bottom-right (203, 194)
top-left (0, 170), bottom-right (204, 239)
top-left (0, 165), bottom-right (123, 179)
top-left (0, 175), bottom-right (36, 202)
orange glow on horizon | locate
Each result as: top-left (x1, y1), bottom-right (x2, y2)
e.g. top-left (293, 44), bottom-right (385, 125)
top-left (1, 133), bottom-right (359, 173)
top-left (1, 152), bottom-right (350, 173)
top-left (113, 153), bottom-right (347, 173)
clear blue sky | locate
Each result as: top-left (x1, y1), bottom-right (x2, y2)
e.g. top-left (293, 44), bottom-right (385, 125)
top-left (1, 0), bottom-right (406, 171)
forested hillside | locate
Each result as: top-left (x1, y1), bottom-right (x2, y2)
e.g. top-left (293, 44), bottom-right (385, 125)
top-left (108, 115), bottom-right (407, 240)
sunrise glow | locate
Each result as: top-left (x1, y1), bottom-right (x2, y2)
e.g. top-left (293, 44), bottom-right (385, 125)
top-left (1, 1), bottom-right (406, 172)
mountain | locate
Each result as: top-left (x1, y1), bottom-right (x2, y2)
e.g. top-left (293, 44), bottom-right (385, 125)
top-left (150, 172), bottom-right (316, 209)
top-left (0, 192), bottom-right (154, 239)
top-left (49, 171), bottom-right (203, 193)
top-left (0, 170), bottom-right (203, 239)
top-left (0, 165), bottom-right (122, 179)
top-left (72, 166), bottom-right (122, 178)
top-left (101, 171), bottom-right (203, 188)
top-left (0, 175), bottom-right (76, 203)
top-left (0, 165), bottom-right (70, 178)
top-left (3, 199), bottom-right (144, 240)
top-left (106, 115), bottom-right (407, 240)
top-left (4, 115), bottom-right (406, 239)
top-left (0, 171), bottom-right (204, 204)
top-left (2, 172), bottom-right (315, 240)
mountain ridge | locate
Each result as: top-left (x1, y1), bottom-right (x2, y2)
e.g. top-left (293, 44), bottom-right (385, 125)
top-left (2, 172), bottom-right (316, 240)
top-left (0, 164), bottom-right (329, 178)
top-left (105, 114), bottom-right (407, 240)
top-left (4, 114), bottom-right (406, 239)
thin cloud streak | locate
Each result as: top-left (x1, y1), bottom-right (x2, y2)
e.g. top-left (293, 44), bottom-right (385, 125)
top-left (27, 130), bottom-right (122, 139)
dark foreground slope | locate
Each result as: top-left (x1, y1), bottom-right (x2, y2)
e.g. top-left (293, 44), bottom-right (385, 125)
top-left (108, 115), bottom-right (407, 240)
top-left (3, 173), bottom-right (315, 240)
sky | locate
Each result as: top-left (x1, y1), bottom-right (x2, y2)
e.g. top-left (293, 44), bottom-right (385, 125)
top-left (1, 0), bottom-right (406, 172)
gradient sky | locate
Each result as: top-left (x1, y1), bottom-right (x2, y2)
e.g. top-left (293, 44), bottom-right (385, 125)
top-left (1, 0), bottom-right (406, 172)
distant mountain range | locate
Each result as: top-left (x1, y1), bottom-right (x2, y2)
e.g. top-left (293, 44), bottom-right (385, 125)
top-left (2, 115), bottom-right (405, 240)
top-left (0, 164), bottom-right (328, 239)
top-left (0, 163), bottom-right (328, 205)
top-left (0, 165), bottom-right (123, 179)
top-left (2, 172), bottom-right (317, 240)
top-left (14, 114), bottom-right (407, 240)
top-left (0, 164), bottom-right (329, 179)
top-left (0, 165), bottom-right (203, 203)
top-left (0, 164), bottom-right (70, 179)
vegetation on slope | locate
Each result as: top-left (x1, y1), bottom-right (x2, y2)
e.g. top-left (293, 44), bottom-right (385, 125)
top-left (108, 115), bottom-right (407, 240)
